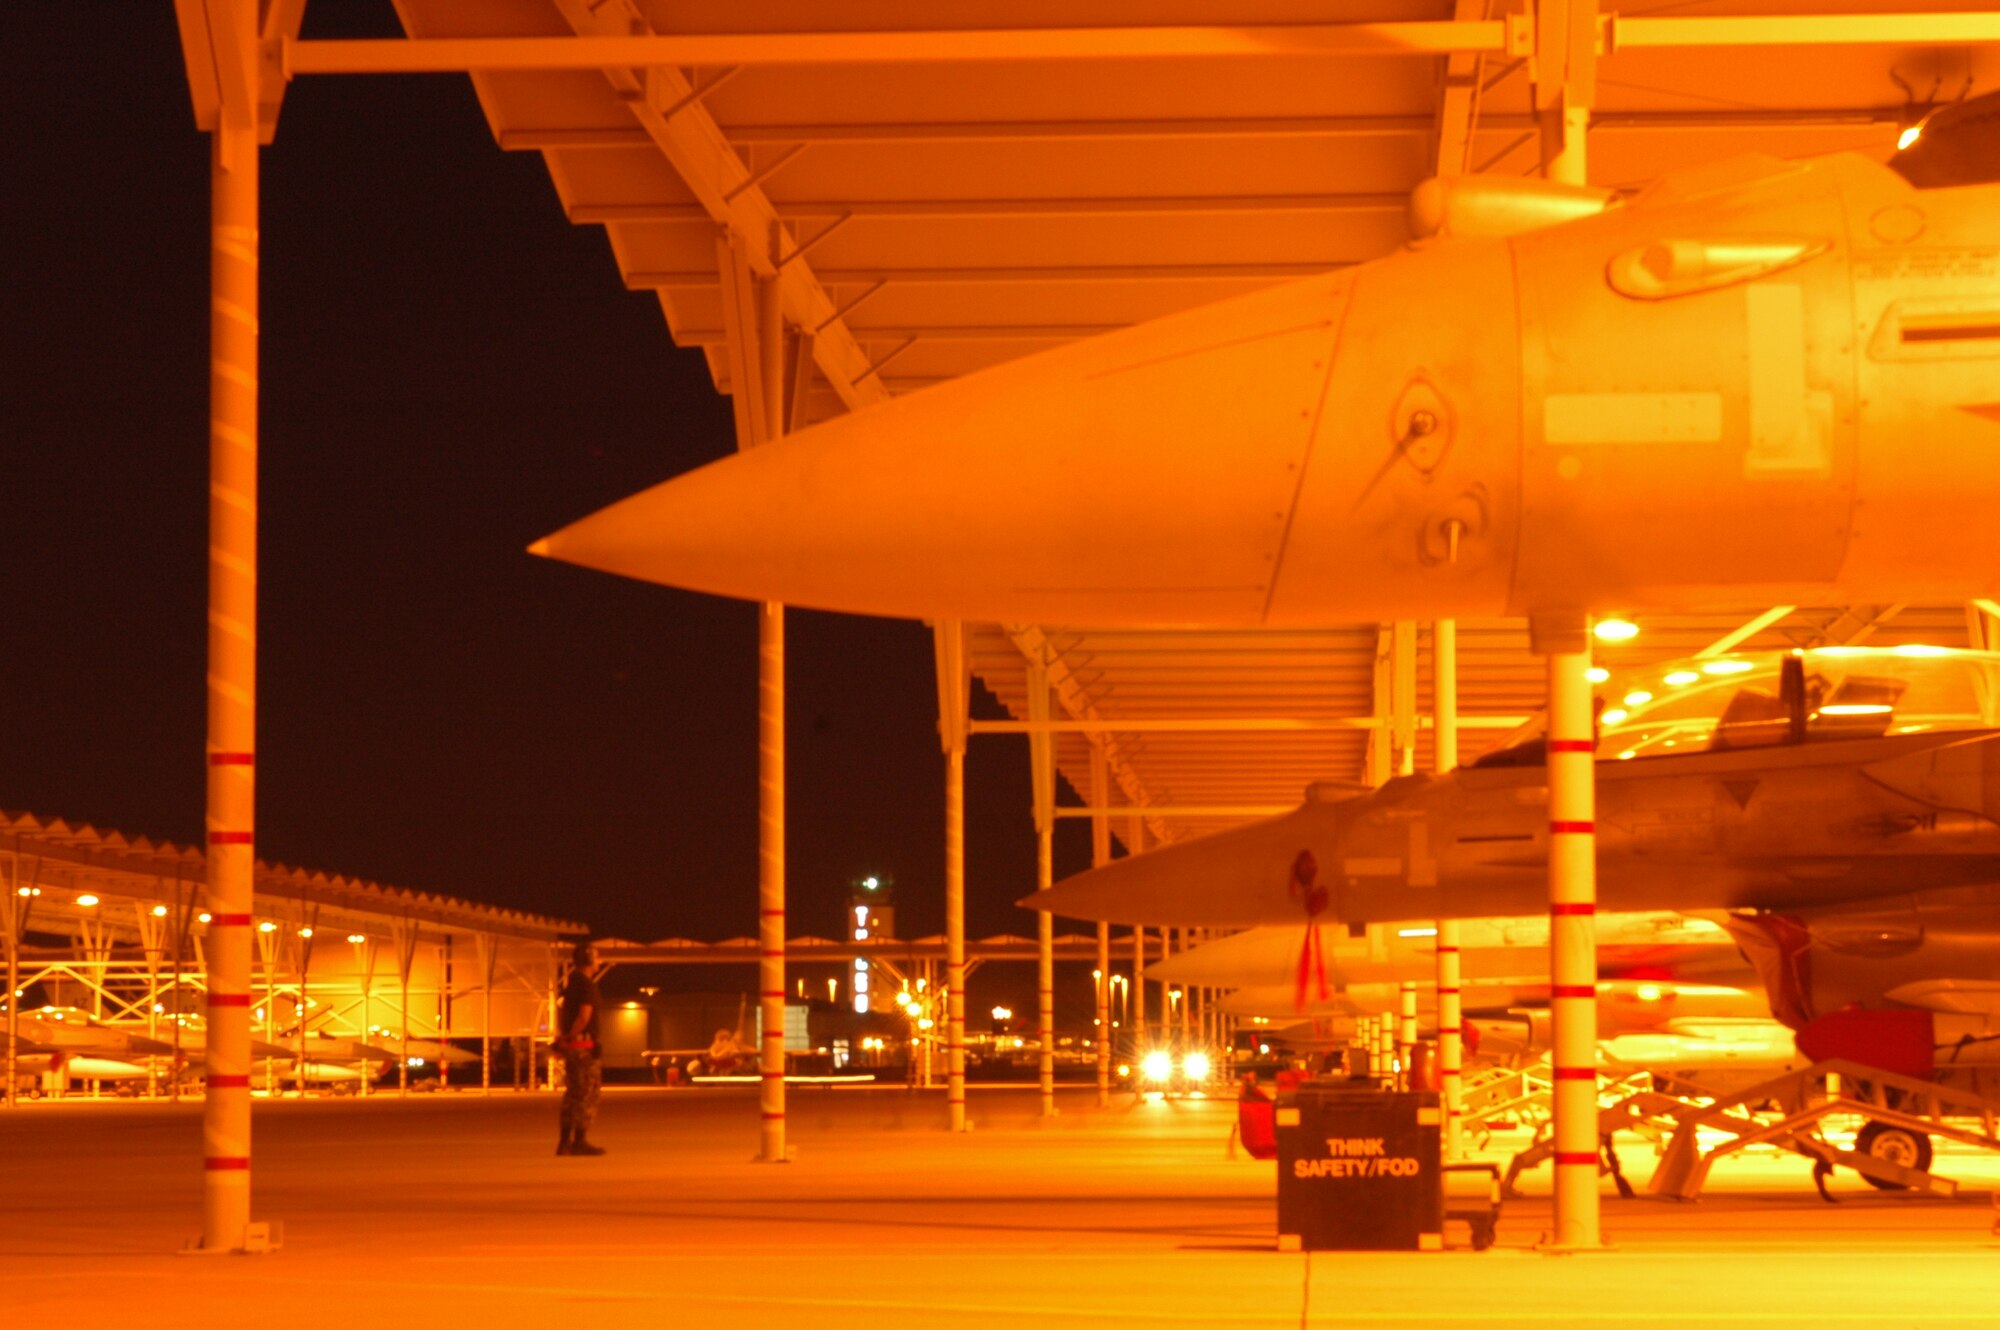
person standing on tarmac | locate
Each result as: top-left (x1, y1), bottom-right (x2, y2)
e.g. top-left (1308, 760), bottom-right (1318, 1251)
top-left (554, 939), bottom-right (607, 1156)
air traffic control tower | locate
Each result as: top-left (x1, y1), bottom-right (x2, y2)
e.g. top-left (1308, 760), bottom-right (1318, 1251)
top-left (847, 875), bottom-right (894, 1013)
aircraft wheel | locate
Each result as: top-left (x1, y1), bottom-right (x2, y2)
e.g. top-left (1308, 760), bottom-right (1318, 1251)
top-left (1854, 1120), bottom-right (1932, 1189)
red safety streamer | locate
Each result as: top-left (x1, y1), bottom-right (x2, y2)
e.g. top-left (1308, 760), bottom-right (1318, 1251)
top-left (1289, 850), bottom-right (1331, 1012)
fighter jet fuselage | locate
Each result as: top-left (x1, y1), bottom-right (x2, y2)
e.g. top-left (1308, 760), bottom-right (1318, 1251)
top-left (539, 138), bottom-right (2000, 625)
top-left (1032, 727), bottom-right (2000, 930)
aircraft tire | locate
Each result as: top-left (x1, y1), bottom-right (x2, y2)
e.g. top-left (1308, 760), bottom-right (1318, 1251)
top-left (1854, 1120), bottom-right (1932, 1189)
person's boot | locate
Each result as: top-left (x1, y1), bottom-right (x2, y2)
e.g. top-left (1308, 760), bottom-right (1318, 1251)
top-left (570, 1135), bottom-right (607, 1157)
top-left (555, 1128), bottom-right (574, 1156)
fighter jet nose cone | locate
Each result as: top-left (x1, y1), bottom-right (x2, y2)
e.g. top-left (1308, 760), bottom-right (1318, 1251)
top-left (543, 270), bottom-right (1362, 624)
top-left (1030, 801), bottom-right (1347, 927)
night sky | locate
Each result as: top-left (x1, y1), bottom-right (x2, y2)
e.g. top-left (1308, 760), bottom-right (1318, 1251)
top-left (3, 5), bottom-right (1094, 991)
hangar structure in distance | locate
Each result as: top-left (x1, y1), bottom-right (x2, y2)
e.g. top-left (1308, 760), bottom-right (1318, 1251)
top-left (2, 809), bottom-right (584, 1102)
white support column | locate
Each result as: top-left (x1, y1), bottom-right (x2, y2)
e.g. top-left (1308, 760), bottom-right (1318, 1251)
top-left (1539, 615), bottom-right (1603, 1250)
top-left (1397, 981), bottom-right (1418, 1089)
top-left (1177, 931), bottom-right (1192, 1046)
top-left (1392, 621), bottom-right (1418, 777)
top-left (934, 622), bottom-right (970, 1132)
top-left (1432, 619), bottom-right (1465, 1157)
top-left (292, 915), bottom-right (316, 1098)
top-left (755, 599), bottom-right (788, 1160)
top-left (353, 934), bottom-right (376, 1098)
top-left (719, 233), bottom-right (793, 1162)
top-left (1532, 0), bottom-right (1602, 1252)
top-left (3, 861), bottom-right (22, 1109)
top-left (393, 921), bottom-right (418, 1097)
top-left (475, 932), bottom-right (497, 1096)
top-left (1092, 747), bottom-right (1112, 1108)
top-left (199, 39), bottom-right (261, 1247)
top-left (1127, 815), bottom-right (1147, 1053)
top-left (1027, 661), bottom-right (1056, 1117)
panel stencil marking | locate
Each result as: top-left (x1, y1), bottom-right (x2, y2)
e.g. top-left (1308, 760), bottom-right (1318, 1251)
top-left (1543, 393), bottom-right (1722, 444)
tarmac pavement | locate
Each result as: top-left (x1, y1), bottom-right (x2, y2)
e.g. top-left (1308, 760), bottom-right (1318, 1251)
top-left (3, 1084), bottom-right (1998, 1328)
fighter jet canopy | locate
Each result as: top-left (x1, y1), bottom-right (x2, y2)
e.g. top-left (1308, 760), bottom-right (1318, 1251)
top-left (1477, 646), bottom-right (2000, 768)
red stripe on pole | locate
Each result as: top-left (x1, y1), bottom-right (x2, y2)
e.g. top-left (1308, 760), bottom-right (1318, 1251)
top-left (209, 751), bottom-right (255, 765)
top-left (760, 1072), bottom-right (784, 1079)
top-left (1548, 739), bottom-right (1594, 754)
top-left (1552, 985), bottom-right (1597, 999)
top-left (208, 1074), bottom-right (251, 1088)
top-left (1554, 1152), bottom-right (1599, 1166)
top-left (205, 1157), bottom-right (251, 1170)
top-left (760, 951), bottom-right (784, 959)
top-left (208, 993), bottom-right (251, 1007)
top-left (1438, 1027), bottom-right (1460, 1035)
top-left (1553, 1067), bottom-right (1597, 1081)
top-left (760, 1113), bottom-right (785, 1121)
top-left (1551, 902), bottom-right (1596, 916)
top-left (208, 831), bottom-right (255, 845)
top-left (760, 908), bottom-right (785, 917)
top-left (759, 991), bottom-right (786, 999)
top-left (209, 914), bottom-right (252, 927)
top-left (1549, 820), bottom-right (1594, 835)
top-left (1436, 946), bottom-right (1459, 954)
top-left (1438, 987), bottom-right (1460, 996)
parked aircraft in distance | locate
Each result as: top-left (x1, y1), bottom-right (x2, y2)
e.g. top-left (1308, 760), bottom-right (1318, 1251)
top-left (1036, 648), bottom-right (2000, 1087)
top-left (535, 94), bottom-right (2000, 627)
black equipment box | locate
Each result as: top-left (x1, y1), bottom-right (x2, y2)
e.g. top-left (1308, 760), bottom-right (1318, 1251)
top-left (1276, 1086), bottom-right (1442, 1251)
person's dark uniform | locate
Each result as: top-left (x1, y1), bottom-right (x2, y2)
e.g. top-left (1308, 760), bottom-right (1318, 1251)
top-left (555, 941), bottom-right (606, 1156)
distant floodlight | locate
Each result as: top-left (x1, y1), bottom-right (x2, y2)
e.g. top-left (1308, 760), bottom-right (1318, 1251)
top-left (1586, 667), bottom-right (1610, 684)
top-left (1594, 619), bottom-right (1640, 643)
top-left (1140, 1050), bottom-right (1173, 1083)
top-left (75, 895), bottom-right (99, 908)
top-left (150, 904), bottom-right (168, 917)
top-left (1898, 124), bottom-right (1923, 150)
top-left (1182, 1052), bottom-right (1212, 1081)
top-left (347, 933), bottom-right (366, 944)
top-left (197, 912), bottom-right (212, 924)
top-left (257, 921), bottom-right (276, 933)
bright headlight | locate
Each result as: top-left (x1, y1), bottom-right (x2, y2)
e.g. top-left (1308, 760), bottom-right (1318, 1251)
top-left (1182, 1052), bottom-right (1211, 1081)
top-left (1140, 1050), bottom-right (1174, 1083)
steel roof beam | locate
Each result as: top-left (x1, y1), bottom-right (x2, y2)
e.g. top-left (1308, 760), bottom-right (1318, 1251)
top-left (288, 24), bottom-right (1511, 75)
top-left (629, 261), bottom-right (1344, 287)
top-left (286, 15), bottom-right (2000, 77)
top-left (674, 325), bottom-right (1127, 345)
top-left (572, 193), bottom-right (1408, 221)
top-left (544, 0), bottom-right (888, 415)
top-left (502, 106), bottom-right (1902, 150)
